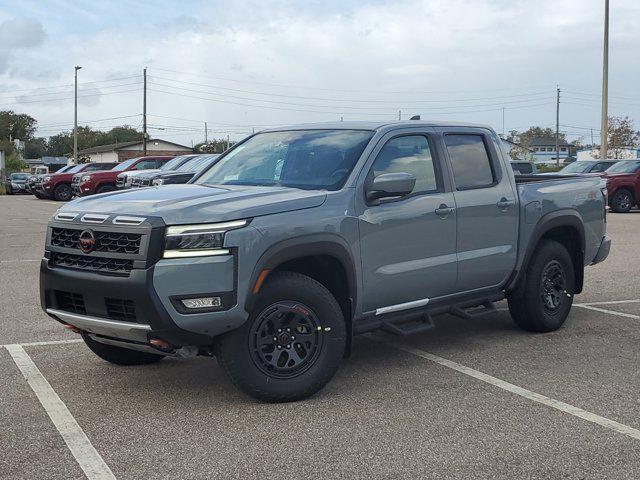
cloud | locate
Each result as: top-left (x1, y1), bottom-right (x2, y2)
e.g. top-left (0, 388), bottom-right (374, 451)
top-left (0, 18), bottom-right (46, 72)
top-left (2, 0), bottom-right (639, 145)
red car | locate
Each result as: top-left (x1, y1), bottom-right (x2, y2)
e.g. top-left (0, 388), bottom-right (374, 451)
top-left (37, 162), bottom-right (118, 201)
top-left (73, 156), bottom-right (173, 197)
top-left (604, 159), bottom-right (640, 213)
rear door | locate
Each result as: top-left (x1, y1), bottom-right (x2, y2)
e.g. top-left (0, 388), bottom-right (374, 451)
top-left (357, 128), bottom-right (457, 314)
top-left (438, 128), bottom-right (518, 292)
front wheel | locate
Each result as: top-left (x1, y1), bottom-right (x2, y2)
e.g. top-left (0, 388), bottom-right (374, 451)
top-left (216, 271), bottom-right (346, 402)
top-left (82, 334), bottom-right (165, 365)
top-left (508, 240), bottom-right (575, 333)
top-left (53, 184), bottom-right (73, 201)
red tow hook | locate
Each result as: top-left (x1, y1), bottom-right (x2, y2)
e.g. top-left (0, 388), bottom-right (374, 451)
top-left (149, 338), bottom-right (174, 353)
top-left (62, 323), bottom-right (81, 334)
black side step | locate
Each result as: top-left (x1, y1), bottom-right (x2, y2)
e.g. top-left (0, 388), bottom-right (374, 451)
top-left (381, 313), bottom-right (435, 336)
top-left (449, 300), bottom-right (497, 320)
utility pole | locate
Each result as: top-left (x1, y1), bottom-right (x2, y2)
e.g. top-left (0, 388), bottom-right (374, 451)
top-left (204, 122), bottom-right (208, 144)
top-left (398, 110), bottom-right (402, 121)
top-left (555, 86), bottom-right (561, 166)
top-left (73, 66), bottom-right (82, 163)
top-left (226, 134), bottom-right (230, 150)
top-left (143, 67), bottom-right (147, 156)
top-left (591, 128), bottom-right (595, 146)
top-left (502, 107), bottom-right (505, 137)
top-left (600, 0), bottom-right (609, 160)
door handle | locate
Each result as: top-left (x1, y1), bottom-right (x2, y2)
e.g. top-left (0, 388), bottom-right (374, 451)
top-left (435, 204), bottom-right (455, 217)
top-left (497, 198), bottom-right (514, 209)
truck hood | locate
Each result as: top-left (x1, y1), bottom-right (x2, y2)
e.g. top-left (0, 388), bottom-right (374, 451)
top-left (62, 184), bottom-right (327, 224)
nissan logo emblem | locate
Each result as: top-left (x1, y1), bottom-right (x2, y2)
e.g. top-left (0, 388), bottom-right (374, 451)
top-left (79, 230), bottom-right (96, 253)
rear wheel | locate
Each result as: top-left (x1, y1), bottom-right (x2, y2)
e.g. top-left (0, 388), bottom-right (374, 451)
top-left (508, 240), bottom-right (575, 333)
top-left (53, 184), bottom-right (73, 201)
top-left (216, 271), bottom-right (346, 402)
top-left (82, 334), bottom-right (165, 365)
top-left (96, 184), bottom-right (116, 194)
top-left (610, 189), bottom-right (634, 213)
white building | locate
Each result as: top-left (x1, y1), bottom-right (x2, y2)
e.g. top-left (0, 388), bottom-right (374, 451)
top-left (78, 139), bottom-right (193, 163)
top-left (530, 138), bottom-right (570, 164)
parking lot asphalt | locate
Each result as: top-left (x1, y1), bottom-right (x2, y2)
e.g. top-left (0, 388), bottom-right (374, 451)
top-left (1, 195), bottom-right (639, 479)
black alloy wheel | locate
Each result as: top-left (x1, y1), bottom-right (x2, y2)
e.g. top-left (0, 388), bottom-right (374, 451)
top-left (249, 301), bottom-right (323, 379)
top-left (540, 260), bottom-right (566, 314)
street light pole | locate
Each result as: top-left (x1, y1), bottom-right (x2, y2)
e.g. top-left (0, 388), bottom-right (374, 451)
top-left (600, 0), bottom-right (609, 160)
top-left (74, 66), bottom-right (82, 163)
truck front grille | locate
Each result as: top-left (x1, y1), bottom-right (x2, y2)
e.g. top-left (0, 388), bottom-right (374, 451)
top-left (55, 290), bottom-right (86, 314)
top-left (105, 298), bottom-right (137, 321)
top-left (51, 252), bottom-right (134, 275)
top-left (51, 228), bottom-right (142, 254)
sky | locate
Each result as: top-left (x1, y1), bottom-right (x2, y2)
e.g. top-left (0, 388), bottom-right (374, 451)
top-left (0, 0), bottom-right (638, 146)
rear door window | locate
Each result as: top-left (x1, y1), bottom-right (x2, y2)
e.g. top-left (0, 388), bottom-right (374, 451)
top-left (445, 134), bottom-right (495, 190)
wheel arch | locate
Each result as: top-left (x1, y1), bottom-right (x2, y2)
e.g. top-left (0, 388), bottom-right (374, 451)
top-left (245, 235), bottom-right (358, 356)
top-left (508, 210), bottom-right (585, 297)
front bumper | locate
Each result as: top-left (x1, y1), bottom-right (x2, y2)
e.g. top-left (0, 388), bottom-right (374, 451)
top-left (591, 235), bottom-right (611, 265)
top-left (74, 180), bottom-right (95, 196)
top-left (40, 254), bottom-right (248, 349)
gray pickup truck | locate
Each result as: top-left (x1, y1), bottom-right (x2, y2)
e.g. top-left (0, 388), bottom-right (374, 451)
top-left (40, 121), bottom-right (610, 402)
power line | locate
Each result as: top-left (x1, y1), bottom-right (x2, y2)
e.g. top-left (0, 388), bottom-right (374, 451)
top-left (148, 74), bottom-right (552, 104)
top-left (151, 66), bottom-right (557, 95)
top-left (0, 81), bottom-right (143, 101)
top-left (0, 88), bottom-right (140, 107)
top-left (0, 75), bottom-right (142, 95)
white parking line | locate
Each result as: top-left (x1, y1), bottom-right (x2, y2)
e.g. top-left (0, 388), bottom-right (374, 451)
top-left (372, 336), bottom-right (640, 441)
top-left (0, 259), bottom-right (40, 263)
top-left (5, 344), bottom-right (116, 480)
top-left (575, 304), bottom-right (639, 319)
top-left (576, 299), bottom-right (640, 306)
top-left (10, 339), bottom-right (84, 348)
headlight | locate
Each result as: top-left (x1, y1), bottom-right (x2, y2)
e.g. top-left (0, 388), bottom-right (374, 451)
top-left (163, 220), bottom-right (247, 258)
top-left (43, 176), bottom-right (51, 183)
top-left (152, 178), bottom-right (165, 186)
top-left (81, 175), bottom-right (91, 182)
top-left (11, 182), bottom-right (19, 188)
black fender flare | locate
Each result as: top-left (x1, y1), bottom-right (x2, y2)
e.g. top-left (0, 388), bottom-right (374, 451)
top-left (507, 209), bottom-right (585, 296)
top-left (244, 233), bottom-right (358, 314)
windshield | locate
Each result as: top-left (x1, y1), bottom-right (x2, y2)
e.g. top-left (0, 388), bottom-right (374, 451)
top-left (55, 165), bottom-right (73, 174)
top-left (11, 173), bottom-right (28, 180)
top-left (559, 162), bottom-right (592, 174)
top-left (160, 155), bottom-right (192, 171)
top-left (112, 158), bottom-right (138, 171)
top-left (185, 155), bottom-right (219, 172)
top-left (196, 130), bottom-right (374, 190)
top-left (606, 160), bottom-right (640, 174)
top-left (66, 164), bottom-right (85, 174)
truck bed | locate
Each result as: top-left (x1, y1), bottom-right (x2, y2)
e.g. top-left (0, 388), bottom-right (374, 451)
top-left (515, 174), bottom-right (606, 270)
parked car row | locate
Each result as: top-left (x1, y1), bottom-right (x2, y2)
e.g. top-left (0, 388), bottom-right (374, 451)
top-left (13, 154), bottom-right (223, 202)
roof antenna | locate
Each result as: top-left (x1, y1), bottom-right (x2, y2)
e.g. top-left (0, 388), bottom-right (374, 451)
top-left (410, 115), bottom-right (421, 120)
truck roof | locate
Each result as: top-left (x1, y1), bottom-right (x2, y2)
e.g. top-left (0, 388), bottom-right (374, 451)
top-left (261, 120), bottom-right (494, 133)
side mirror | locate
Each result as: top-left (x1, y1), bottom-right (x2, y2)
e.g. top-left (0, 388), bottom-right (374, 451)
top-left (366, 172), bottom-right (416, 204)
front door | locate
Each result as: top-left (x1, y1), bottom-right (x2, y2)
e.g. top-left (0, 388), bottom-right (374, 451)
top-left (358, 132), bottom-right (457, 314)
top-left (440, 129), bottom-right (518, 291)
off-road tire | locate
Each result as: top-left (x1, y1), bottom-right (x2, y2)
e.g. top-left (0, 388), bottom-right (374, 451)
top-left (96, 184), bottom-right (116, 194)
top-left (216, 271), bottom-right (346, 403)
top-left (53, 183), bottom-right (73, 202)
top-left (610, 189), bottom-right (634, 213)
top-left (82, 334), bottom-right (165, 365)
top-left (508, 240), bottom-right (575, 333)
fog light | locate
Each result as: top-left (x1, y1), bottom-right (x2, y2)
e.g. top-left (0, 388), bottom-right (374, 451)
top-left (181, 297), bottom-right (221, 309)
